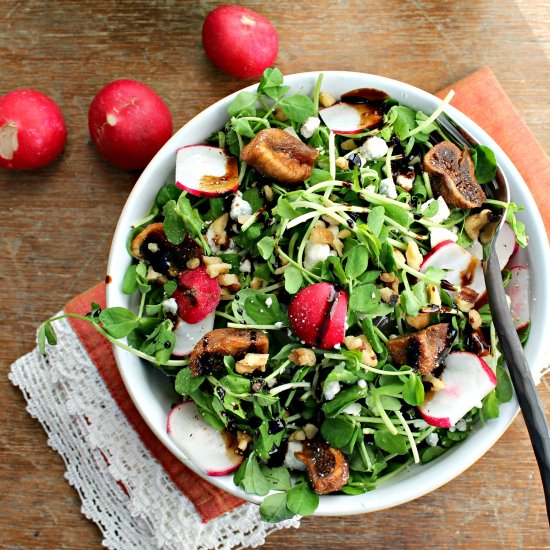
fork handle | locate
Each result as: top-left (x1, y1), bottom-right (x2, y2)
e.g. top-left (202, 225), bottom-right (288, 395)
top-left (484, 248), bottom-right (550, 523)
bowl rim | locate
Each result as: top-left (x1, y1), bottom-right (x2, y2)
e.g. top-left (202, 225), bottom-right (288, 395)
top-left (106, 70), bottom-right (550, 515)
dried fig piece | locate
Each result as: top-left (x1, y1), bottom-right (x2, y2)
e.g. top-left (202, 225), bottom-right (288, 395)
top-left (190, 328), bottom-right (269, 376)
top-left (423, 141), bottom-right (486, 209)
top-left (130, 222), bottom-right (202, 278)
top-left (387, 323), bottom-right (455, 375)
top-left (240, 128), bottom-right (318, 185)
top-left (295, 437), bottom-right (350, 494)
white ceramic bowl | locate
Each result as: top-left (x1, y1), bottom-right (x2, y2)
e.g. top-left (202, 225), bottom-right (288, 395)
top-left (107, 71), bottom-right (550, 515)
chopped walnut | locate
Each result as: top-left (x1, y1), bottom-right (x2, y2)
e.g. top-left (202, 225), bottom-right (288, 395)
top-left (273, 108), bottom-right (288, 121)
top-left (303, 423), bottom-right (319, 440)
top-left (289, 348), bottom-right (317, 367)
top-left (340, 139), bottom-right (356, 151)
top-left (464, 209), bottom-right (492, 240)
top-left (319, 91), bottom-right (336, 108)
top-left (406, 312), bottom-right (431, 330)
top-left (263, 184), bottom-right (274, 202)
top-left (186, 257), bottom-right (200, 270)
top-left (380, 287), bottom-right (400, 306)
top-left (206, 262), bottom-right (231, 278)
top-left (358, 335), bottom-right (378, 367)
top-left (203, 256), bottom-right (223, 266)
top-left (217, 273), bottom-right (241, 292)
top-left (237, 430), bottom-right (253, 451)
top-left (380, 272), bottom-right (400, 294)
top-left (427, 283), bottom-right (441, 306)
top-left (393, 248), bottom-right (406, 265)
top-left (289, 429), bottom-right (306, 441)
top-left (468, 309), bottom-right (482, 329)
top-left (336, 157), bottom-right (349, 170)
top-left (250, 277), bottom-right (265, 290)
top-left (240, 128), bottom-right (319, 186)
top-left (455, 287), bottom-right (479, 312)
top-left (322, 214), bottom-right (340, 226)
top-left (423, 373), bottom-right (445, 391)
top-left (310, 226), bottom-right (334, 244)
top-left (146, 265), bottom-right (167, 283)
top-left (338, 229), bottom-right (352, 239)
top-left (235, 353), bottom-right (269, 374)
top-left (273, 263), bottom-right (289, 275)
top-left (344, 335), bottom-right (363, 351)
top-left (331, 237), bottom-right (344, 256)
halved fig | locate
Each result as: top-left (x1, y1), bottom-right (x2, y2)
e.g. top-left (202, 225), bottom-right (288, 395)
top-left (176, 145), bottom-right (239, 197)
top-left (173, 265), bottom-right (221, 324)
top-left (288, 283), bottom-right (348, 350)
top-left (190, 328), bottom-right (269, 376)
top-left (294, 437), bottom-right (350, 494)
top-left (423, 141), bottom-right (486, 209)
top-left (319, 102), bottom-right (382, 134)
top-left (387, 323), bottom-right (455, 375)
top-left (130, 222), bottom-right (202, 277)
top-left (240, 128), bottom-right (318, 185)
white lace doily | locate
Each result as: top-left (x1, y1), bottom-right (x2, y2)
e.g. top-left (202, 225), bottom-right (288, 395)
top-left (9, 315), bottom-right (300, 549)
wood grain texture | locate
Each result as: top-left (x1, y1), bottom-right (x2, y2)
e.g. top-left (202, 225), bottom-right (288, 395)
top-left (1, 0), bottom-right (549, 548)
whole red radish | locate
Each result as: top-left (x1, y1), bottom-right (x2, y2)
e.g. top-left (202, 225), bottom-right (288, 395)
top-left (289, 282), bottom-right (348, 349)
top-left (174, 265), bottom-right (221, 324)
top-left (88, 79), bottom-right (172, 170)
top-left (0, 89), bottom-right (66, 170)
top-left (202, 5), bottom-right (278, 79)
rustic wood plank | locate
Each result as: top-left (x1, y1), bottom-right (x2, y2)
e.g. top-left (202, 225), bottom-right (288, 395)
top-left (1, 0), bottom-right (549, 547)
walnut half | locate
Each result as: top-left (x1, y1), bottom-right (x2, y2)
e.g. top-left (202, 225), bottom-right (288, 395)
top-left (240, 128), bottom-right (319, 186)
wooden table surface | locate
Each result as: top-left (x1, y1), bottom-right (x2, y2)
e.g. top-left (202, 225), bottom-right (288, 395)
top-left (1, 1), bottom-right (549, 547)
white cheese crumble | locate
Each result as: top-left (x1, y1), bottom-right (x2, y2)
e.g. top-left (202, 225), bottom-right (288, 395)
top-left (343, 403), bottom-right (362, 416)
top-left (379, 177), bottom-right (398, 199)
top-left (359, 136), bottom-right (388, 161)
top-left (239, 258), bottom-right (251, 273)
top-left (161, 298), bottom-right (178, 316)
top-left (428, 226), bottom-right (458, 248)
top-left (265, 297), bottom-right (273, 307)
top-left (229, 193), bottom-right (252, 221)
top-left (323, 380), bottom-right (341, 401)
top-left (303, 242), bottom-right (331, 270)
top-left (274, 321), bottom-right (283, 328)
top-left (333, 343), bottom-right (341, 350)
top-left (425, 432), bottom-right (439, 447)
top-left (421, 196), bottom-right (451, 224)
top-left (147, 242), bottom-right (159, 253)
top-left (357, 379), bottom-right (367, 388)
top-left (455, 419), bottom-right (468, 432)
top-left (283, 441), bottom-right (307, 471)
top-left (396, 173), bottom-right (414, 192)
top-left (300, 116), bottom-right (321, 139)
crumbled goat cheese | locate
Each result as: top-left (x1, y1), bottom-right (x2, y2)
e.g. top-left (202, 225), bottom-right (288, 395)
top-left (343, 403), bottom-right (362, 416)
top-left (357, 379), bottom-right (367, 388)
top-left (300, 116), bottom-right (321, 139)
top-left (229, 193), bottom-right (252, 221)
top-left (396, 173), bottom-right (414, 192)
top-left (265, 297), bottom-right (273, 307)
top-left (455, 419), bottom-right (468, 432)
top-left (274, 321), bottom-right (283, 328)
top-left (421, 196), bottom-right (451, 224)
top-left (411, 418), bottom-right (430, 429)
top-left (324, 381), bottom-right (341, 401)
top-left (266, 377), bottom-right (278, 388)
top-left (333, 343), bottom-right (341, 350)
top-left (304, 241), bottom-right (331, 270)
top-left (147, 242), bottom-right (159, 253)
top-left (283, 441), bottom-right (307, 471)
top-left (206, 226), bottom-right (235, 254)
top-left (429, 226), bottom-right (459, 248)
top-left (425, 432), bottom-right (439, 447)
top-left (284, 126), bottom-right (301, 140)
top-left (161, 298), bottom-right (178, 316)
top-left (379, 177), bottom-right (398, 199)
top-left (239, 258), bottom-right (252, 273)
top-left (359, 136), bottom-right (389, 161)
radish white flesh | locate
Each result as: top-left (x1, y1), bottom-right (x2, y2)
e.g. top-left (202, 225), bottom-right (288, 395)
top-left (172, 312), bottom-right (215, 357)
top-left (419, 351), bottom-right (497, 428)
top-left (167, 401), bottom-right (243, 476)
top-left (319, 102), bottom-right (381, 134)
top-left (505, 265), bottom-right (530, 330)
top-left (176, 145), bottom-right (238, 197)
top-left (421, 240), bottom-right (485, 296)
top-left (495, 221), bottom-right (517, 269)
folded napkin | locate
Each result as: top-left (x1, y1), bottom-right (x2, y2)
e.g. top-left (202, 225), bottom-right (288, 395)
top-left (10, 67), bottom-right (550, 549)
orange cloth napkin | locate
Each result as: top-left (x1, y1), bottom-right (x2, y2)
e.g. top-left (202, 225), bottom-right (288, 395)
top-left (64, 67), bottom-right (550, 523)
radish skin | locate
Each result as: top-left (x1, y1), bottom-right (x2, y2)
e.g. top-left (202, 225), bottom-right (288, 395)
top-left (0, 89), bottom-right (66, 170)
top-left (88, 79), bottom-right (172, 170)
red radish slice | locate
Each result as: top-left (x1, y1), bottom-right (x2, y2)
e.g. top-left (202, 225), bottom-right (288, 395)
top-left (319, 102), bottom-right (382, 134)
top-left (167, 401), bottom-right (243, 476)
top-left (174, 265), bottom-right (221, 324)
top-left (505, 265), bottom-right (530, 330)
top-left (176, 145), bottom-right (239, 197)
top-left (419, 351), bottom-right (497, 428)
top-left (172, 312), bottom-right (215, 356)
top-left (288, 282), bottom-right (348, 349)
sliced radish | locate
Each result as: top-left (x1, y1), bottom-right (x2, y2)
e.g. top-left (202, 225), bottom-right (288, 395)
top-left (319, 102), bottom-right (382, 134)
top-left (176, 145), bottom-right (239, 197)
top-left (173, 265), bottom-right (221, 324)
top-left (421, 240), bottom-right (485, 296)
top-left (505, 265), bottom-right (530, 331)
top-left (167, 401), bottom-right (243, 476)
top-left (495, 222), bottom-right (517, 269)
top-left (288, 282), bottom-right (348, 349)
top-left (172, 312), bottom-right (216, 356)
top-left (419, 351), bottom-right (497, 428)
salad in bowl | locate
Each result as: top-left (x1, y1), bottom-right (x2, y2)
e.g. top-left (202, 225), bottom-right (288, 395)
top-left (41, 70), bottom-right (548, 521)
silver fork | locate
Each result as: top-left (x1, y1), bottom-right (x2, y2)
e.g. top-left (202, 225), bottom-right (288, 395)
top-left (435, 114), bottom-right (550, 522)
